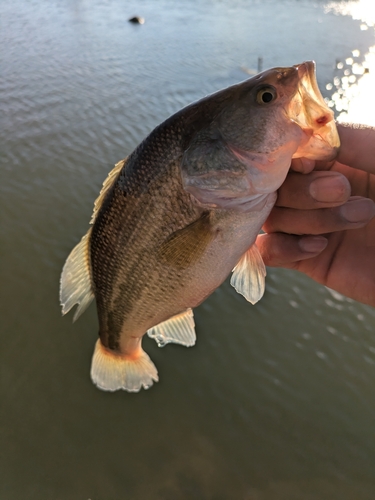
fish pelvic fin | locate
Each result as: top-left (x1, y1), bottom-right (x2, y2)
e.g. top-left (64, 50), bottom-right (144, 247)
top-left (147, 309), bottom-right (196, 347)
top-left (90, 340), bottom-right (159, 392)
top-left (89, 158), bottom-right (127, 224)
top-left (60, 229), bottom-right (94, 321)
top-left (230, 244), bottom-right (266, 304)
top-left (158, 212), bottom-right (215, 269)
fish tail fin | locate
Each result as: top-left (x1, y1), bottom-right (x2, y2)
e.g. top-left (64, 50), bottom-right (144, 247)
top-left (60, 229), bottom-right (94, 321)
top-left (90, 339), bottom-right (159, 392)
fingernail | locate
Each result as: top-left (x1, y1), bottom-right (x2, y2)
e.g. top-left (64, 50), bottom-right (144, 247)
top-left (339, 197), bottom-right (375, 223)
top-left (309, 174), bottom-right (350, 202)
top-left (299, 236), bottom-right (328, 253)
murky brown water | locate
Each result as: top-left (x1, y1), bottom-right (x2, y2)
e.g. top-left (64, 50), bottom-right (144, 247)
top-left (2, 1), bottom-right (375, 498)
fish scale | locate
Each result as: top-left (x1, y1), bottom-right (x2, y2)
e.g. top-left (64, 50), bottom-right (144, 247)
top-left (91, 147), bottom-right (201, 347)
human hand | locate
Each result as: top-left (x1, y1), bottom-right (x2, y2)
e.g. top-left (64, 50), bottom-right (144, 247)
top-left (256, 123), bottom-right (375, 307)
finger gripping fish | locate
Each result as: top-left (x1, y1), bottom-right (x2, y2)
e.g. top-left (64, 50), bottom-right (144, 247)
top-left (60, 61), bottom-right (339, 392)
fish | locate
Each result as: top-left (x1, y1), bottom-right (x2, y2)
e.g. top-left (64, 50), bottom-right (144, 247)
top-left (60, 61), bottom-right (339, 392)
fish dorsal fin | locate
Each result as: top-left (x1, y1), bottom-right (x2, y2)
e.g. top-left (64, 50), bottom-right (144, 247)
top-left (60, 158), bottom-right (126, 321)
top-left (158, 212), bottom-right (215, 269)
top-left (147, 309), bottom-right (196, 347)
top-left (60, 229), bottom-right (94, 321)
top-left (230, 244), bottom-right (266, 304)
top-left (90, 158), bottom-right (126, 224)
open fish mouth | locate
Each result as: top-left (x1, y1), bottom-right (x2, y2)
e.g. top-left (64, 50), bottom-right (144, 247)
top-left (288, 61), bottom-right (340, 160)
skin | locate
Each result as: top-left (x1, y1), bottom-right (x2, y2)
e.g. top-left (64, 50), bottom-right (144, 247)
top-left (256, 123), bottom-right (375, 307)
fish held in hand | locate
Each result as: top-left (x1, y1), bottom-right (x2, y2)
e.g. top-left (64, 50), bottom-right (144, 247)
top-left (60, 61), bottom-right (339, 392)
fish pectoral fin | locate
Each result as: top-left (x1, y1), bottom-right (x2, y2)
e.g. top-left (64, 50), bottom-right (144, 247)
top-left (158, 212), bottom-right (215, 269)
top-left (147, 309), bottom-right (196, 347)
top-left (230, 244), bottom-right (266, 304)
top-left (90, 339), bottom-right (159, 392)
top-left (90, 157), bottom-right (127, 224)
top-left (60, 229), bottom-right (94, 321)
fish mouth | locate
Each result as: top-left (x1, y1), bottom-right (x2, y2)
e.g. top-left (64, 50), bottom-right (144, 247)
top-left (288, 61), bottom-right (340, 160)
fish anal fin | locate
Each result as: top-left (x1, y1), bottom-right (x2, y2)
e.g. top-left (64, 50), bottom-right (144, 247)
top-left (230, 244), bottom-right (266, 304)
top-left (147, 309), bottom-right (196, 347)
top-left (158, 213), bottom-right (214, 269)
top-left (90, 158), bottom-right (127, 224)
top-left (60, 229), bottom-right (94, 321)
top-left (90, 339), bottom-right (158, 392)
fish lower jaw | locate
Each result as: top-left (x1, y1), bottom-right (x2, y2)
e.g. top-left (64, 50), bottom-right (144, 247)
top-left (293, 137), bottom-right (339, 161)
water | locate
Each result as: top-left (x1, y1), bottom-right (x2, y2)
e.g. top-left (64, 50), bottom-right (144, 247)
top-left (1, 0), bottom-right (375, 498)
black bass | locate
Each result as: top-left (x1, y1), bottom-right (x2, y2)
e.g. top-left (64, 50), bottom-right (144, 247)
top-left (60, 61), bottom-right (339, 392)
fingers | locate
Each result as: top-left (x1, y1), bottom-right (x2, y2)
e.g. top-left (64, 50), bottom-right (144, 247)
top-left (336, 123), bottom-right (375, 174)
top-left (293, 123), bottom-right (375, 174)
top-left (256, 233), bottom-right (327, 268)
top-left (290, 158), bottom-right (316, 173)
top-left (264, 197), bottom-right (375, 235)
top-left (276, 170), bottom-right (351, 209)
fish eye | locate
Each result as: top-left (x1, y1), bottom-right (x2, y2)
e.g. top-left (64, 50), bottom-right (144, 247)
top-left (256, 87), bottom-right (277, 104)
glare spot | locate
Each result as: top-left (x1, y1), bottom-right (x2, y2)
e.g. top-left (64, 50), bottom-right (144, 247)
top-left (346, 57), bottom-right (354, 65)
top-left (325, 1), bottom-right (375, 28)
top-left (352, 63), bottom-right (365, 75)
top-left (364, 355), bottom-right (375, 365)
top-left (341, 76), bottom-right (349, 86)
top-left (316, 351), bottom-right (327, 360)
top-left (326, 288), bottom-right (346, 302)
top-left (337, 45), bottom-right (375, 126)
top-left (352, 49), bottom-right (360, 57)
top-left (324, 296), bottom-right (345, 311)
top-left (327, 326), bottom-right (337, 335)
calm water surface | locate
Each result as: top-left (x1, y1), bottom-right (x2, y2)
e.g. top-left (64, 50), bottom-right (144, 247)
top-left (2, 0), bottom-right (375, 498)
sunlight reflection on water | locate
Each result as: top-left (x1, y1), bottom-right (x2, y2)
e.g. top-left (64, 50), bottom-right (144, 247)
top-left (325, 0), bottom-right (375, 28)
top-left (324, 0), bottom-right (375, 125)
top-left (334, 46), bottom-right (375, 125)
